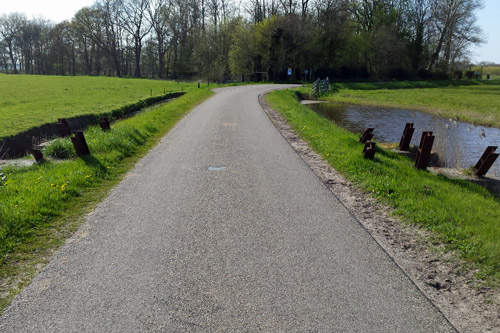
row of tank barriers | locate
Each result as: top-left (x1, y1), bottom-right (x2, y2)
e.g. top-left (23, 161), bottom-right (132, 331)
top-left (28, 117), bottom-right (111, 164)
top-left (360, 123), bottom-right (499, 177)
top-left (25, 118), bottom-right (500, 177)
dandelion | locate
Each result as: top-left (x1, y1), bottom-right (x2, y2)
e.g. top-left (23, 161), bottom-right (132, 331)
top-left (106, 166), bottom-right (110, 169)
top-left (326, 153), bottom-right (330, 157)
top-left (51, 183), bottom-right (56, 187)
top-left (61, 184), bottom-right (67, 191)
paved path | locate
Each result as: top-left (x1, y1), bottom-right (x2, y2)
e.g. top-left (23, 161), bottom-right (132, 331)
top-left (0, 85), bottom-right (455, 332)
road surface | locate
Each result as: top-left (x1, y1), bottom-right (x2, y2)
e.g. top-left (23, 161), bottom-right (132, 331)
top-left (0, 85), bottom-right (455, 332)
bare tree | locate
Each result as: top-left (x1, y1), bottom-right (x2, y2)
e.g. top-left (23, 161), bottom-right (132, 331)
top-left (148, 0), bottom-right (173, 78)
top-left (117, 0), bottom-right (152, 77)
top-left (406, 0), bottom-right (432, 72)
top-left (426, 0), bottom-right (483, 71)
top-left (75, 1), bottom-right (124, 77)
top-left (279, 0), bottom-right (298, 15)
top-left (73, 11), bottom-right (94, 75)
top-left (0, 13), bottom-right (26, 73)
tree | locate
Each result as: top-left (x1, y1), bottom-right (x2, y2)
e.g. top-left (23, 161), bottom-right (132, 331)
top-left (0, 13), bottom-right (26, 73)
top-left (73, 10), bottom-right (94, 75)
top-left (406, 0), bottom-right (432, 73)
top-left (148, 0), bottom-right (172, 78)
top-left (229, 18), bottom-right (257, 75)
top-left (426, 0), bottom-right (484, 71)
top-left (76, 1), bottom-right (124, 77)
top-left (117, 0), bottom-right (152, 77)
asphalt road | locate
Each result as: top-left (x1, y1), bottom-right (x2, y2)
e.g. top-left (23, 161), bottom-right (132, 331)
top-left (0, 85), bottom-right (455, 332)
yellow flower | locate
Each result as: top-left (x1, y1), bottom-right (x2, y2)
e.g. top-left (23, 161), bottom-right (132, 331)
top-left (326, 153), bottom-right (330, 157)
top-left (51, 183), bottom-right (56, 187)
top-left (106, 166), bottom-right (110, 169)
top-left (61, 184), bottom-right (67, 191)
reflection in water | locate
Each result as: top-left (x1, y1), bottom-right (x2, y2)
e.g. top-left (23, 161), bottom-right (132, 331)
top-left (307, 103), bottom-right (500, 177)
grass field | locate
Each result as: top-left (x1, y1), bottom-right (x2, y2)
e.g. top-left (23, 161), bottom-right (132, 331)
top-left (321, 80), bottom-right (500, 127)
top-left (0, 74), bottom-right (197, 139)
top-left (268, 89), bottom-right (500, 283)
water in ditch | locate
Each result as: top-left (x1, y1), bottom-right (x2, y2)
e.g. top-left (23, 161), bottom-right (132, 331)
top-left (306, 103), bottom-right (500, 177)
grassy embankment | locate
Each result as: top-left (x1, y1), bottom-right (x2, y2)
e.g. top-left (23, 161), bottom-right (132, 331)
top-left (0, 75), bottom-right (213, 311)
top-left (267, 89), bottom-right (500, 283)
top-left (0, 74), bottom-right (194, 140)
top-left (319, 80), bottom-right (500, 128)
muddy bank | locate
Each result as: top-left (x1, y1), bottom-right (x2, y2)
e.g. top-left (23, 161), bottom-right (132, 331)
top-left (260, 93), bottom-right (500, 333)
top-left (0, 92), bottom-right (185, 159)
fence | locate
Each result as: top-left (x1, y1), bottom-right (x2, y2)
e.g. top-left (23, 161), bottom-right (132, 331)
top-left (312, 77), bottom-right (329, 96)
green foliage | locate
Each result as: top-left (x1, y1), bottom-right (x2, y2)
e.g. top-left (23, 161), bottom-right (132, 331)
top-left (229, 19), bottom-right (258, 75)
top-left (267, 89), bottom-right (500, 280)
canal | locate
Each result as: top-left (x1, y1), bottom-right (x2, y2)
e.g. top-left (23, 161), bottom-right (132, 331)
top-left (306, 103), bottom-right (500, 177)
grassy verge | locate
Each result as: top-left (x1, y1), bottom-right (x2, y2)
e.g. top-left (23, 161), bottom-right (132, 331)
top-left (0, 74), bottom-right (197, 139)
top-left (317, 80), bottom-right (500, 128)
top-left (267, 89), bottom-right (500, 283)
top-left (0, 88), bottom-right (213, 312)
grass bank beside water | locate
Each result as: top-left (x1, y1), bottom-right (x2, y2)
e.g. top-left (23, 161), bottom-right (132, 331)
top-left (319, 80), bottom-right (500, 128)
top-left (267, 89), bottom-right (500, 283)
top-left (0, 74), bottom-right (196, 139)
top-left (0, 87), bottom-right (213, 311)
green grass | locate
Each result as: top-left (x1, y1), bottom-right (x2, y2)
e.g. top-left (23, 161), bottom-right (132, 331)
top-left (320, 80), bottom-right (500, 127)
top-left (0, 74), bottom-right (197, 139)
top-left (0, 87), bottom-right (213, 311)
top-left (267, 89), bottom-right (500, 282)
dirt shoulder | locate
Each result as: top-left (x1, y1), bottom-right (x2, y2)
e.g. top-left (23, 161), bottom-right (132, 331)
top-left (259, 93), bottom-right (500, 332)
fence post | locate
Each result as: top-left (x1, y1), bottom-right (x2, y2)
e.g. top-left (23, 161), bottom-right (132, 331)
top-left (71, 131), bottom-right (90, 157)
top-left (29, 148), bottom-right (44, 164)
top-left (398, 123), bottom-right (415, 151)
top-left (474, 146), bottom-right (499, 176)
top-left (360, 128), bottom-right (374, 143)
top-left (99, 117), bottom-right (111, 131)
top-left (363, 141), bottom-right (376, 160)
top-left (415, 131), bottom-right (435, 170)
top-left (56, 119), bottom-right (71, 138)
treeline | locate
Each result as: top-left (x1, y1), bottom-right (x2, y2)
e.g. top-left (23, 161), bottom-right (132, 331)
top-left (0, 0), bottom-right (484, 81)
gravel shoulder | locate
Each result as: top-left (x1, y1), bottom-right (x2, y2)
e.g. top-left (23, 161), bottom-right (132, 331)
top-left (260, 93), bottom-right (500, 332)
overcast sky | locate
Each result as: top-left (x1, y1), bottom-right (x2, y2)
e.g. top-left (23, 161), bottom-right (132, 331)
top-left (1, 0), bottom-right (499, 64)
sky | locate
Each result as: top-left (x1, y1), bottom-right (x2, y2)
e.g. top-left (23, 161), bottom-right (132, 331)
top-left (0, 0), bottom-right (95, 23)
top-left (1, 0), bottom-right (499, 64)
top-left (471, 0), bottom-right (500, 64)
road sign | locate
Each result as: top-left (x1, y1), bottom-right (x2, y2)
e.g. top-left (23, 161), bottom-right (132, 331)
top-left (287, 68), bottom-right (292, 76)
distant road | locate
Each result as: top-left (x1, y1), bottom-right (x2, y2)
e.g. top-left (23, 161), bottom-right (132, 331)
top-left (0, 85), bottom-right (455, 332)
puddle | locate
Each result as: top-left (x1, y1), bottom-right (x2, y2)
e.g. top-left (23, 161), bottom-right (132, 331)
top-left (306, 103), bottom-right (500, 177)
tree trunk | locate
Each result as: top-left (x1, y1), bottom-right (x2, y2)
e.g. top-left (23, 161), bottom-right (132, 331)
top-left (7, 40), bottom-right (18, 74)
top-left (113, 52), bottom-right (122, 77)
top-left (134, 40), bottom-right (141, 78)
